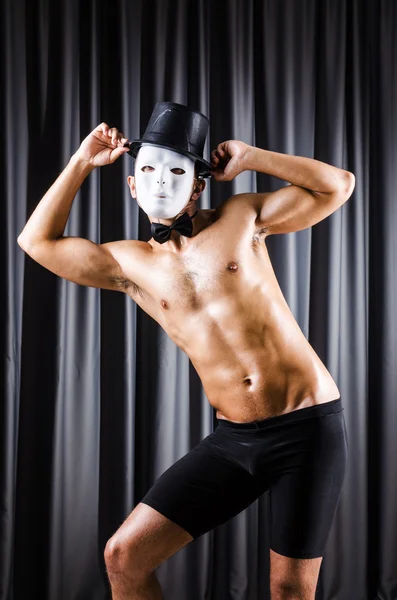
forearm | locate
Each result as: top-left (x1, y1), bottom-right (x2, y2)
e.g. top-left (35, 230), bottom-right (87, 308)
top-left (17, 154), bottom-right (95, 247)
top-left (244, 146), bottom-right (352, 193)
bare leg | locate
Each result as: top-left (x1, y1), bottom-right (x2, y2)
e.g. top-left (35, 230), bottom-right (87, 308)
top-left (105, 503), bottom-right (193, 600)
top-left (107, 570), bottom-right (163, 600)
top-left (270, 548), bottom-right (323, 600)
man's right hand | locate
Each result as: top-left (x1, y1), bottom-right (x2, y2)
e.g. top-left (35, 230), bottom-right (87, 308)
top-left (74, 122), bottom-right (131, 168)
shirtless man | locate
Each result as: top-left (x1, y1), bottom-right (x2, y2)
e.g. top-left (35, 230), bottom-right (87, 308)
top-left (17, 102), bottom-right (355, 600)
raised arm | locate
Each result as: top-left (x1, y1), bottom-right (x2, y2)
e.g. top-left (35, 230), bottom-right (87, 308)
top-left (17, 123), bottom-right (140, 292)
top-left (209, 141), bottom-right (355, 235)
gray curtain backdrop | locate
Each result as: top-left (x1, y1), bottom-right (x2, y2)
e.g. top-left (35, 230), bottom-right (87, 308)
top-left (1, 0), bottom-right (396, 599)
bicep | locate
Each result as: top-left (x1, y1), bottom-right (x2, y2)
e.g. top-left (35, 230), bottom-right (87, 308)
top-left (20, 236), bottom-right (132, 292)
top-left (251, 182), bottom-right (353, 235)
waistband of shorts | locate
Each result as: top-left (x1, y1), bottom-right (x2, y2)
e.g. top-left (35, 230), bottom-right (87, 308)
top-left (216, 398), bottom-right (342, 430)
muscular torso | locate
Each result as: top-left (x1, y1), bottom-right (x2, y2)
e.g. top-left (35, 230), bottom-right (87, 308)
top-left (123, 196), bottom-right (340, 423)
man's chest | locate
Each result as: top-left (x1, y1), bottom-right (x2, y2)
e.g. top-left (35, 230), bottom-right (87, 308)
top-left (147, 221), bottom-right (269, 313)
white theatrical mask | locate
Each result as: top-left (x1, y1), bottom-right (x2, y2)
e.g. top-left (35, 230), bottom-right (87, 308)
top-left (134, 145), bottom-right (196, 219)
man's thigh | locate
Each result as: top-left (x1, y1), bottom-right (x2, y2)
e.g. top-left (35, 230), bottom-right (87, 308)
top-left (106, 428), bottom-right (268, 574)
top-left (140, 429), bottom-right (269, 540)
top-left (269, 408), bottom-right (348, 559)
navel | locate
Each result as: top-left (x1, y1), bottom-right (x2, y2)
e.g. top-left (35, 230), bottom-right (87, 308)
top-left (161, 299), bottom-right (169, 309)
top-left (243, 376), bottom-right (252, 386)
top-left (226, 261), bottom-right (239, 272)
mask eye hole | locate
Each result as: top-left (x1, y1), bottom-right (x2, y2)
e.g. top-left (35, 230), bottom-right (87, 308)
top-left (171, 168), bottom-right (186, 175)
top-left (141, 166), bottom-right (154, 172)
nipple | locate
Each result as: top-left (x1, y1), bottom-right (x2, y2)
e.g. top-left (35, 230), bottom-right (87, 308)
top-left (161, 299), bottom-right (169, 309)
top-left (227, 261), bottom-right (239, 272)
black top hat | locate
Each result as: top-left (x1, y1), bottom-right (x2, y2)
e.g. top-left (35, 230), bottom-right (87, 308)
top-left (127, 102), bottom-right (212, 178)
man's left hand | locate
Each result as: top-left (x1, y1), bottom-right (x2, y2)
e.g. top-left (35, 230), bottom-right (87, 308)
top-left (210, 140), bottom-right (251, 182)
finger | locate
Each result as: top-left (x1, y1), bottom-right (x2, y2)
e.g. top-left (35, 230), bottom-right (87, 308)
top-left (108, 127), bottom-right (120, 144)
top-left (109, 129), bottom-right (119, 145)
top-left (111, 145), bottom-right (131, 160)
top-left (223, 157), bottom-right (234, 175)
top-left (116, 134), bottom-right (130, 146)
top-left (209, 169), bottom-right (224, 181)
top-left (96, 122), bottom-right (110, 135)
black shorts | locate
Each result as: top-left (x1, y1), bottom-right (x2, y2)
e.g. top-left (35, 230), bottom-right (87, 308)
top-left (141, 398), bottom-right (348, 559)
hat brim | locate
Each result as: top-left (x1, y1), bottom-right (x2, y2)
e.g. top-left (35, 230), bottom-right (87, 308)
top-left (127, 140), bottom-right (212, 178)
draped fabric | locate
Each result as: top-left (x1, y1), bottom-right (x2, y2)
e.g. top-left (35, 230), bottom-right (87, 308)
top-left (1, 0), bottom-right (396, 599)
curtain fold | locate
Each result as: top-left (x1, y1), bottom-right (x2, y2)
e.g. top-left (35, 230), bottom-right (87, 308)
top-left (1, 1), bottom-right (396, 599)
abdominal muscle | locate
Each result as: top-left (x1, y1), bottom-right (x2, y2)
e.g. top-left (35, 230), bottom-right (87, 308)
top-left (166, 296), bottom-right (340, 424)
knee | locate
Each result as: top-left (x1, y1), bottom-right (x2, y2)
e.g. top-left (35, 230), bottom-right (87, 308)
top-left (271, 579), bottom-right (314, 600)
top-left (104, 535), bottom-right (140, 579)
top-left (104, 536), bottom-right (120, 565)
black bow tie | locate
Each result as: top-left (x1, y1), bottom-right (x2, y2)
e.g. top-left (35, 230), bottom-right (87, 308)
top-left (151, 210), bottom-right (198, 244)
